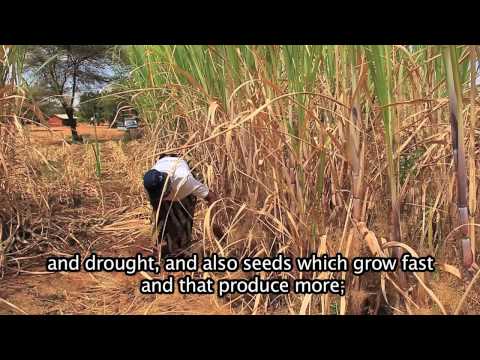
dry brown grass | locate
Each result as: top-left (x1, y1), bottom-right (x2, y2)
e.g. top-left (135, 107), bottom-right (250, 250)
top-left (0, 132), bottom-right (234, 315)
top-left (1, 121), bottom-right (480, 315)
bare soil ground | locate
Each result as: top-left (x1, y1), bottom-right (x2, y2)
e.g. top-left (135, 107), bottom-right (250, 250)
top-left (25, 124), bottom-right (126, 145)
top-left (0, 241), bottom-right (231, 315)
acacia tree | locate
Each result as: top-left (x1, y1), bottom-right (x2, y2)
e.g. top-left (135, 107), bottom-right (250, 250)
top-left (78, 89), bottom-right (125, 123)
top-left (25, 45), bottom-right (116, 141)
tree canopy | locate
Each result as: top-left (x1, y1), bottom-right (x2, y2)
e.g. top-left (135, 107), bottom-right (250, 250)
top-left (24, 45), bottom-right (125, 140)
top-left (78, 90), bottom-right (125, 123)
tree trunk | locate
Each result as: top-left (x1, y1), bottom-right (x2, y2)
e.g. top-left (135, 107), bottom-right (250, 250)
top-left (65, 105), bottom-right (81, 142)
top-left (67, 57), bottom-right (81, 143)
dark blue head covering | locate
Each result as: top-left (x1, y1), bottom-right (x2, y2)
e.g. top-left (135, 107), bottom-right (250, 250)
top-left (143, 169), bottom-right (171, 199)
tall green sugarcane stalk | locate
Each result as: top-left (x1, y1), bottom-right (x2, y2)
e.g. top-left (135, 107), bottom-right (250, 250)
top-left (442, 45), bottom-right (475, 271)
top-left (468, 46), bottom-right (477, 263)
top-left (366, 47), bottom-right (405, 289)
top-left (347, 47), bottom-right (367, 312)
top-left (349, 47), bottom-right (365, 223)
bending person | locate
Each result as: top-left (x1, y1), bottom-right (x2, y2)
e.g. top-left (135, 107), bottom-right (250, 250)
top-left (143, 154), bottom-right (219, 258)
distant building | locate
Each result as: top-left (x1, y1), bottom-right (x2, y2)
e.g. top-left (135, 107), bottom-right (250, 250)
top-left (47, 114), bottom-right (77, 127)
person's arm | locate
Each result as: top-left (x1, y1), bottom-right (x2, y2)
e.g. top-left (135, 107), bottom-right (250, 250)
top-left (187, 173), bottom-right (220, 206)
top-left (182, 159), bottom-right (220, 204)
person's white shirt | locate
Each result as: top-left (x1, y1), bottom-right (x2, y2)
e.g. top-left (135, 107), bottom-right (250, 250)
top-left (152, 156), bottom-right (209, 201)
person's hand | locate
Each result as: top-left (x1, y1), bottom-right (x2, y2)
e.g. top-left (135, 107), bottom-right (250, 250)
top-left (205, 190), bottom-right (219, 206)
